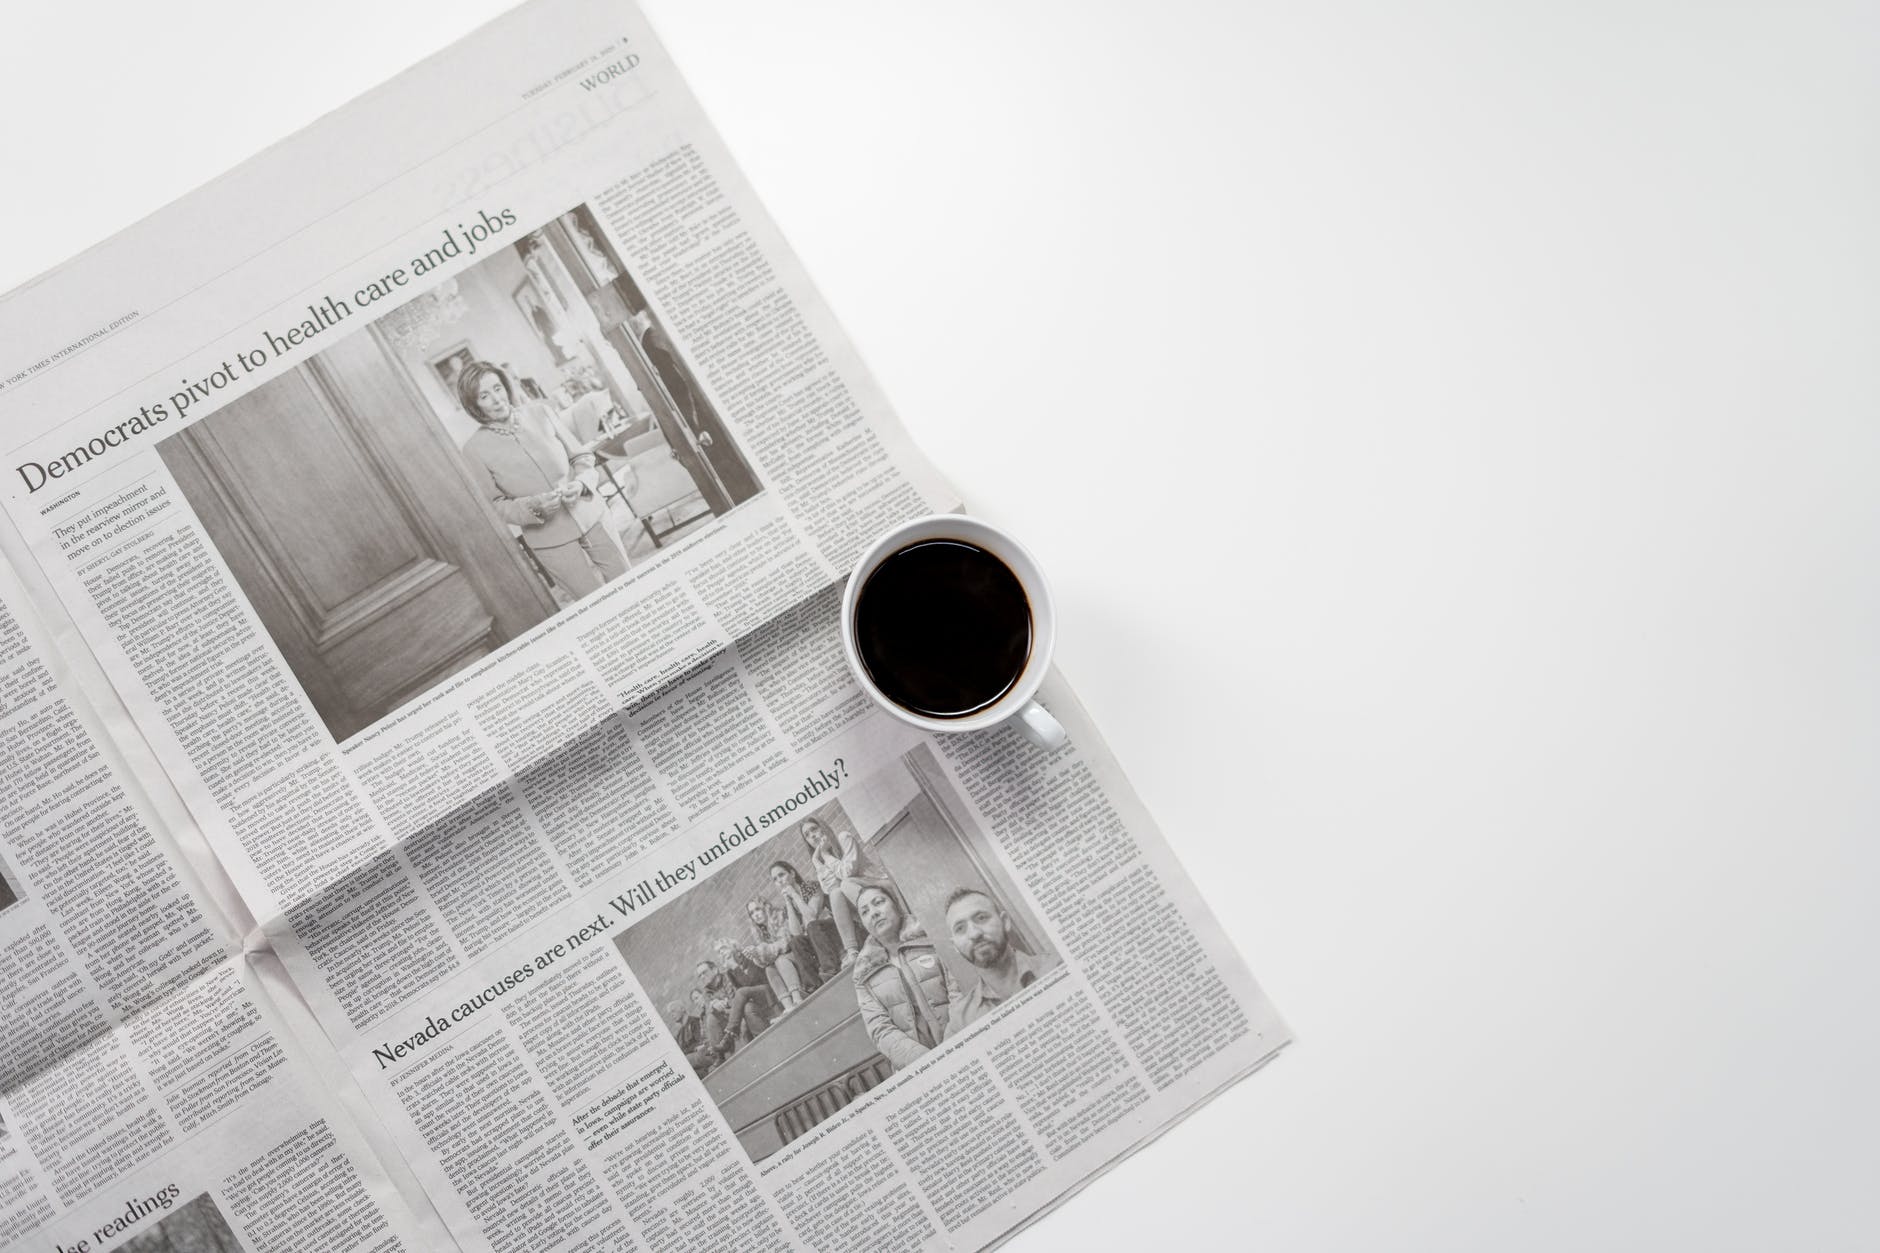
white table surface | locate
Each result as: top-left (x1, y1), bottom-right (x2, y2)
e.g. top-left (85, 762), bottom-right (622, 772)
top-left (4, 3), bottom-right (1876, 1249)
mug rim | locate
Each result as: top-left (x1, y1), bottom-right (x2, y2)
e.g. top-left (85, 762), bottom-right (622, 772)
top-left (840, 514), bottom-right (1055, 733)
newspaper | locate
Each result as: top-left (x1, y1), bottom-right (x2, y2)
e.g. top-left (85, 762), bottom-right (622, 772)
top-left (0, 1), bottom-right (1289, 1249)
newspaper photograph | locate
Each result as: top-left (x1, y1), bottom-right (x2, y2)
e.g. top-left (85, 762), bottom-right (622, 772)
top-left (612, 745), bottom-right (1063, 1164)
top-left (0, 0), bottom-right (1290, 1249)
top-left (156, 198), bottom-right (766, 742)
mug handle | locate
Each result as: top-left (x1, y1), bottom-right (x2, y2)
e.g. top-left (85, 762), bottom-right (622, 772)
top-left (1016, 699), bottom-right (1067, 751)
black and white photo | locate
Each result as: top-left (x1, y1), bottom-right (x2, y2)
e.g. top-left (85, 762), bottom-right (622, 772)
top-left (158, 200), bottom-right (763, 740)
top-left (119, 1193), bottom-right (247, 1253)
top-left (0, 859), bottom-right (19, 916)
top-left (613, 745), bottom-right (1059, 1163)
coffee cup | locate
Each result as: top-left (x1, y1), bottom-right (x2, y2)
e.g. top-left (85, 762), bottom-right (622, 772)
top-left (840, 514), bottom-right (1067, 750)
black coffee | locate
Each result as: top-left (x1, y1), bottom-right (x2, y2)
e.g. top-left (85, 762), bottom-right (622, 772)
top-left (854, 539), bottom-right (1032, 719)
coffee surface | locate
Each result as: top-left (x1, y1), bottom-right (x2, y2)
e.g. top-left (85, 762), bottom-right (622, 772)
top-left (855, 539), bottom-right (1031, 718)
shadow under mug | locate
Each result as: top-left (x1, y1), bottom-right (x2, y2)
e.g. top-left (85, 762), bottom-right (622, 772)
top-left (840, 514), bottom-right (1067, 751)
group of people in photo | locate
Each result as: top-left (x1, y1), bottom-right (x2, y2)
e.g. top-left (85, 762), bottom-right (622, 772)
top-left (665, 816), bottom-right (1062, 1078)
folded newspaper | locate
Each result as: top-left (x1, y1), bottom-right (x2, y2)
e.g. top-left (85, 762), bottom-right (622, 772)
top-left (0, 2), bottom-right (1289, 1249)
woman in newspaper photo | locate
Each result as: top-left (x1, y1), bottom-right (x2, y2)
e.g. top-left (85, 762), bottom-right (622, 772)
top-left (745, 896), bottom-right (827, 1002)
top-left (851, 882), bottom-right (960, 1071)
top-left (716, 931), bottom-right (808, 1010)
top-left (800, 815), bottom-right (895, 965)
top-left (456, 360), bottom-right (629, 596)
top-left (768, 860), bottom-right (846, 976)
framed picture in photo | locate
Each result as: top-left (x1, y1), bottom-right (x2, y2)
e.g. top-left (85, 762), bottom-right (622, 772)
top-left (513, 280), bottom-right (572, 365)
top-left (554, 205), bottom-right (621, 291)
top-left (427, 340), bottom-right (478, 393)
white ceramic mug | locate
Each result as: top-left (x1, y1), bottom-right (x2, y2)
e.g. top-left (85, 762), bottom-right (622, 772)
top-left (840, 514), bottom-right (1068, 751)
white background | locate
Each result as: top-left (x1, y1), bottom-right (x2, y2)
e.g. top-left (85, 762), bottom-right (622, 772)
top-left (3, 2), bottom-right (1876, 1248)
